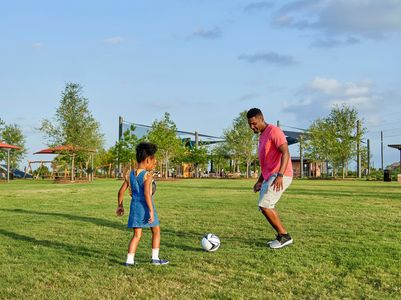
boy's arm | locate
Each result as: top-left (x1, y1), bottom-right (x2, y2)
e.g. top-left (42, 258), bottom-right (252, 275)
top-left (143, 173), bottom-right (154, 223)
top-left (116, 180), bottom-right (128, 216)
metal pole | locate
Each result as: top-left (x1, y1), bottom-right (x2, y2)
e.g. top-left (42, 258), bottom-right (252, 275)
top-left (299, 135), bottom-right (303, 178)
top-left (367, 139), bottom-right (370, 176)
top-left (195, 131), bottom-right (199, 178)
top-left (357, 120), bottom-right (361, 178)
top-left (381, 131), bottom-right (384, 170)
top-left (7, 149), bottom-right (10, 183)
top-left (118, 116), bottom-right (123, 178)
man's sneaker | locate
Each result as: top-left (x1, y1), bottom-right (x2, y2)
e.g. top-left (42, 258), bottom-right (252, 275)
top-left (269, 234), bottom-right (293, 249)
top-left (267, 235), bottom-right (279, 246)
top-left (151, 259), bottom-right (169, 265)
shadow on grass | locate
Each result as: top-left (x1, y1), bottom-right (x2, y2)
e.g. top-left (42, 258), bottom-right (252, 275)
top-left (0, 209), bottom-right (207, 252)
top-left (1, 209), bottom-right (268, 250)
top-left (0, 208), bottom-right (124, 231)
top-left (0, 228), bottom-right (121, 264)
top-left (161, 184), bottom-right (251, 191)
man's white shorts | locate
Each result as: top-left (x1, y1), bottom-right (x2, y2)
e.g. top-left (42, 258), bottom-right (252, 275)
top-left (258, 174), bottom-right (292, 209)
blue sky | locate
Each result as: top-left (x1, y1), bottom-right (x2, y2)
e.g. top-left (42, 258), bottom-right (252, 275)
top-left (1, 0), bottom-right (401, 168)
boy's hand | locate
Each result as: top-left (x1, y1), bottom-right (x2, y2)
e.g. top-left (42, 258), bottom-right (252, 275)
top-left (116, 205), bottom-right (124, 216)
top-left (148, 211), bottom-right (154, 224)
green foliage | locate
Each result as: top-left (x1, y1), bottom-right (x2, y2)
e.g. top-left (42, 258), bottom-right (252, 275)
top-left (224, 111), bottom-right (257, 177)
top-left (112, 125), bottom-right (140, 167)
top-left (94, 148), bottom-right (115, 168)
top-left (305, 104), bottom-right (365, 178)
top-left (1, 180), bottom-right (400, 299)
top-left (147, 113), bottom-right (184, 178)
top-left (0, 123), bottom-right (27, 168)
top-left (40, 83), bottom-right (104, 166)
top-left (33, 165), bottom-right (51, 177)
top-left (209, 143), bottom-right (231, 173)
top-left (182, 144), bottom-right (208, 166)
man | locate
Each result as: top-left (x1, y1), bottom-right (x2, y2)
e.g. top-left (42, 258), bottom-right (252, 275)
top-left (247, 108), bottom-right (293, 249)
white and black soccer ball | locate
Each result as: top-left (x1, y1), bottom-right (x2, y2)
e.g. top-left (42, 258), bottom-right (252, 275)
top-left (201, 233), bottom-right (220, 252)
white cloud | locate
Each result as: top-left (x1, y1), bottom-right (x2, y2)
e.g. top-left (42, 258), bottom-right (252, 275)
top-left (284, 77), bottom-right (380, 123)
top-left (103, 36), bottom-right (124, 45)
top-left (238, 51), bottom-right (297, 66)
top-left (274, 0), bottom-right (401, 40)
top-left (309, 77), bottom-right (342, 94)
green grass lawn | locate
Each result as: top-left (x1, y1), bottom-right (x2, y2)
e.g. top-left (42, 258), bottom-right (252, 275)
top-left (1, 179), bottom-right (400, 299)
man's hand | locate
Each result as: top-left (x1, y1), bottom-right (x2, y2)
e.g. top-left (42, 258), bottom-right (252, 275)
top-left (148, 211), bottom-right (154, 224)
top-left (271, 176), bottom-right (283, 192)
top-left (253, 181), bottom-right (262, 193)
top-left (116, 205), bottom-right (124, 216)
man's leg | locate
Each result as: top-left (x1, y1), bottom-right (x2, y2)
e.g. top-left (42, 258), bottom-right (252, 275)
top-left (259, 207), bottom-right (287, 235)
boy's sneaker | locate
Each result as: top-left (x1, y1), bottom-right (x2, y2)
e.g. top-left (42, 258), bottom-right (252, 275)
top-left (268, 234), bottom-right (293, 249)
top-left (123, 262), bottom-right (136, 267)
top-left (151, 259), bottom-right (169, 266)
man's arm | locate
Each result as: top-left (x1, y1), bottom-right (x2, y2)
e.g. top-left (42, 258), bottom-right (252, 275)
top-left (271, 143), bottom-right (290, 191)
top-left (253, 173), bottom-right (264, 192)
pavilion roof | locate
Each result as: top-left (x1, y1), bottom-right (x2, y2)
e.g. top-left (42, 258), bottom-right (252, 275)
top-left (0, 142), bottom-right (21, 150)
top-left (34, 144), bottom-right (96, 154)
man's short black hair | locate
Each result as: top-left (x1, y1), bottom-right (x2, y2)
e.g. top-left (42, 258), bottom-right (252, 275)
top-left (136, 142), bottom-right (158, 163)
top-left (247, 108), bottom-right (263, 119)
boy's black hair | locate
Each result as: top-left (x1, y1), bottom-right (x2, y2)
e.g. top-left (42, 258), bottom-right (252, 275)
top-left (247, 108), bottom-right (263, 119)
top-left (136, 142), bottom-right (158, 163)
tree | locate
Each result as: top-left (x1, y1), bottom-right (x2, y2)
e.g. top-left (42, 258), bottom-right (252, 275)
top-left (183, 144), bottom-right (208, 176)
top-left (94, 147), bottom-right (116, 177)
top-left (210, 143), bottom-right (231, 175)
top-left (0, 123), bottom-right (27, 168)
top-left (147, 113), bottom-right (184, 178)
top-left (112, 124), bottom-right (140, 173)
top-left (305, 104), bottom-right (365, 178)
top-left (40, 83), bottom-right (104, 167)
top-left (224, 111), bottom-right (257, 178)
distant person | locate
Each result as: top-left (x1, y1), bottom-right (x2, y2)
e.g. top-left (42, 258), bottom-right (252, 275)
top-left (116, 142), bottom-right (169, 266)
top-left (247, 108), bottom-right (294, 249)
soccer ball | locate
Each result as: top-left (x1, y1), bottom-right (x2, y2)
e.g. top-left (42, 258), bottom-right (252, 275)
top-left (201, 233), bottom-right (220, 252)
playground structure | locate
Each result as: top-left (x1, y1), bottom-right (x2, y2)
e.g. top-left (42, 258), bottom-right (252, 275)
top-left (34, 144), bottom-right (96, 182)
top-left (24, 160), bottom-right (57, 179)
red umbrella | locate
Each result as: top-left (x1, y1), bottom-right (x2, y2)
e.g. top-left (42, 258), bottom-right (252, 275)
top-left (0, 142), bottom-right (21, 183)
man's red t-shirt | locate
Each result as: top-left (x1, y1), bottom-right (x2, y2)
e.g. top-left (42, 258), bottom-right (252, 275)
top-left (258, 124), bottom-right (293, 180)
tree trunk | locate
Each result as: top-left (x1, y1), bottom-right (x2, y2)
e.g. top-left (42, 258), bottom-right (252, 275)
top-left (342, 160), bottom-right (345, 179)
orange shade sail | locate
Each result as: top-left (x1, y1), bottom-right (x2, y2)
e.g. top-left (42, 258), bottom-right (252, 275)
top-left (0, 142), bottom-right (21, 150)
top-left (34, 144), bottom-right (96, 154)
